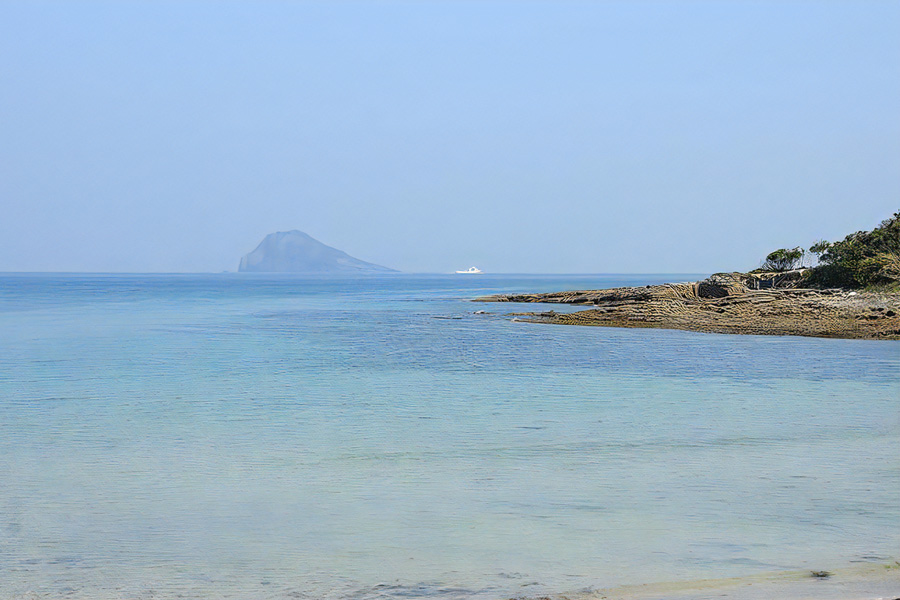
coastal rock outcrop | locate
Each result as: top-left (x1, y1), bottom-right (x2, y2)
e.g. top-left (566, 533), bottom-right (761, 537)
top-left (698, 273), bottom-right (748, 298)
top-left (475, 274), bottom-right (900, 340)
top-left (239, 231), bottom-right (397, 273)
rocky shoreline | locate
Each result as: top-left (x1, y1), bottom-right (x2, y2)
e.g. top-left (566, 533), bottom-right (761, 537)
top-left (475, 273), bottom-right (900, 340)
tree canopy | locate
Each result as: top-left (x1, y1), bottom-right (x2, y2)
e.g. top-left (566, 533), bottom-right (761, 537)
top-left (804, 212), bottom-right (900, 289)
top-left (762, 247), bottom-right (804, 271)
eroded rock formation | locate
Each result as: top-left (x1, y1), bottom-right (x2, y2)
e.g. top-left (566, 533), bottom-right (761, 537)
top-left (476, 273), bottom-right (900, 340)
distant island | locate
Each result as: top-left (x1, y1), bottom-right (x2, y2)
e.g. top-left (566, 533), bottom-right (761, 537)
top-left (478, 212), bottom-right (900, 340)
top-left (239, 230), bottom-right (397, 273)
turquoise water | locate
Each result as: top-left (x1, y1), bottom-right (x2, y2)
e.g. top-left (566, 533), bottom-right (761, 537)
top-left (1, 274), bottom-right (898, 600)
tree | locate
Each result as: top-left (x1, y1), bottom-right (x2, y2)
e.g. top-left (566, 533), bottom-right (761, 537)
top-left (805, 211), bottom-right (900, 288)
top-left (809, 240), bottom-right (831, 264)
top-left (762, 247), bottom-right (804, 271)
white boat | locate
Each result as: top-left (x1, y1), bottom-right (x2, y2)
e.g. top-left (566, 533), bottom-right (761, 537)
top-left (455, 266), bottom-right (483, 274)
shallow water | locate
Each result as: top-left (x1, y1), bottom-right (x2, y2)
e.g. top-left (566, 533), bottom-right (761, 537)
top-left (1, 274), bottom-right (898, 599)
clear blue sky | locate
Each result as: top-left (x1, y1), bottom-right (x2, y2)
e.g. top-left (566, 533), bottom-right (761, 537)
top-left (1, 0), bottom-right (898, 273)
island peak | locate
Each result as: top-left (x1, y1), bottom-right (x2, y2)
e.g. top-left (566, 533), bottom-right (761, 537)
top-left (239, 230), bottom-right (397, 274)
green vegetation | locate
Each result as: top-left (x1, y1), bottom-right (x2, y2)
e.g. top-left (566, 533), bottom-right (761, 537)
top-left (805, 212), bottom-right (900, 289)
top-left (762, 247), bottom-right (804, 271)
top-left (760, 212), bottom-right (900, 290)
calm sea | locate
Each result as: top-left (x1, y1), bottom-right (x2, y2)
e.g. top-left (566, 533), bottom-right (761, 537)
top-left (1, 274), bottom-right (898, 600)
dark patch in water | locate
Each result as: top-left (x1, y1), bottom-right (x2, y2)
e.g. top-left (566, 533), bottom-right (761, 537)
top-left (345, 581), bottom-right (496, 600)
top-left (48, 556), bottom-right (82, 566)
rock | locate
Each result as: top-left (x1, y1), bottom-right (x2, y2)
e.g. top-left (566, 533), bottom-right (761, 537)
top-left (239, 231), bottom-right (397, 273)
top-left (698, 273), bottom-right (748, 298)
top-left (476, 277), bottom-right (900, 340)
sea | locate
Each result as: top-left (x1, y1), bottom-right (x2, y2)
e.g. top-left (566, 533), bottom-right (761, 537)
top-left (1, 273), bottom-right (898, 600)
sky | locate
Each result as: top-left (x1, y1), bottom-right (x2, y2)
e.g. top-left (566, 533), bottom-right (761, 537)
top-left (1, 0), bottom-right (898, 274)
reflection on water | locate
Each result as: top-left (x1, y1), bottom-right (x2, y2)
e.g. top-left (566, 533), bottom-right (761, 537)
top-left (1, 274), bottom-right (898, 599)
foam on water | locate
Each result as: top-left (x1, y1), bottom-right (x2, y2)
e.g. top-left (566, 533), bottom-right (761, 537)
top-left (0, 274), bottom-right (898, 599)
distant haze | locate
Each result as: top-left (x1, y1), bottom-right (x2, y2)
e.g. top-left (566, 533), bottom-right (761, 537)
top-left (1, 1), bottom-right (898, 273)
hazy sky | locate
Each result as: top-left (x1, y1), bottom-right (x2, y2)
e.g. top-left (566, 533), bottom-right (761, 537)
top-left (1, 1), bottom-right (898, 273)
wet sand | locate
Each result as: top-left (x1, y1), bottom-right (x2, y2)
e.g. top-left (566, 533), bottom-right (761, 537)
top-left (476, 275), bottom-right (900, 340)
top-left (559, 562), bottom-right (900, 600)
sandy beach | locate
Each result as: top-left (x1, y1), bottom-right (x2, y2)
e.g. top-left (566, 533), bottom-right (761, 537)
top-left (477, 273), bottom-right (900, 340)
